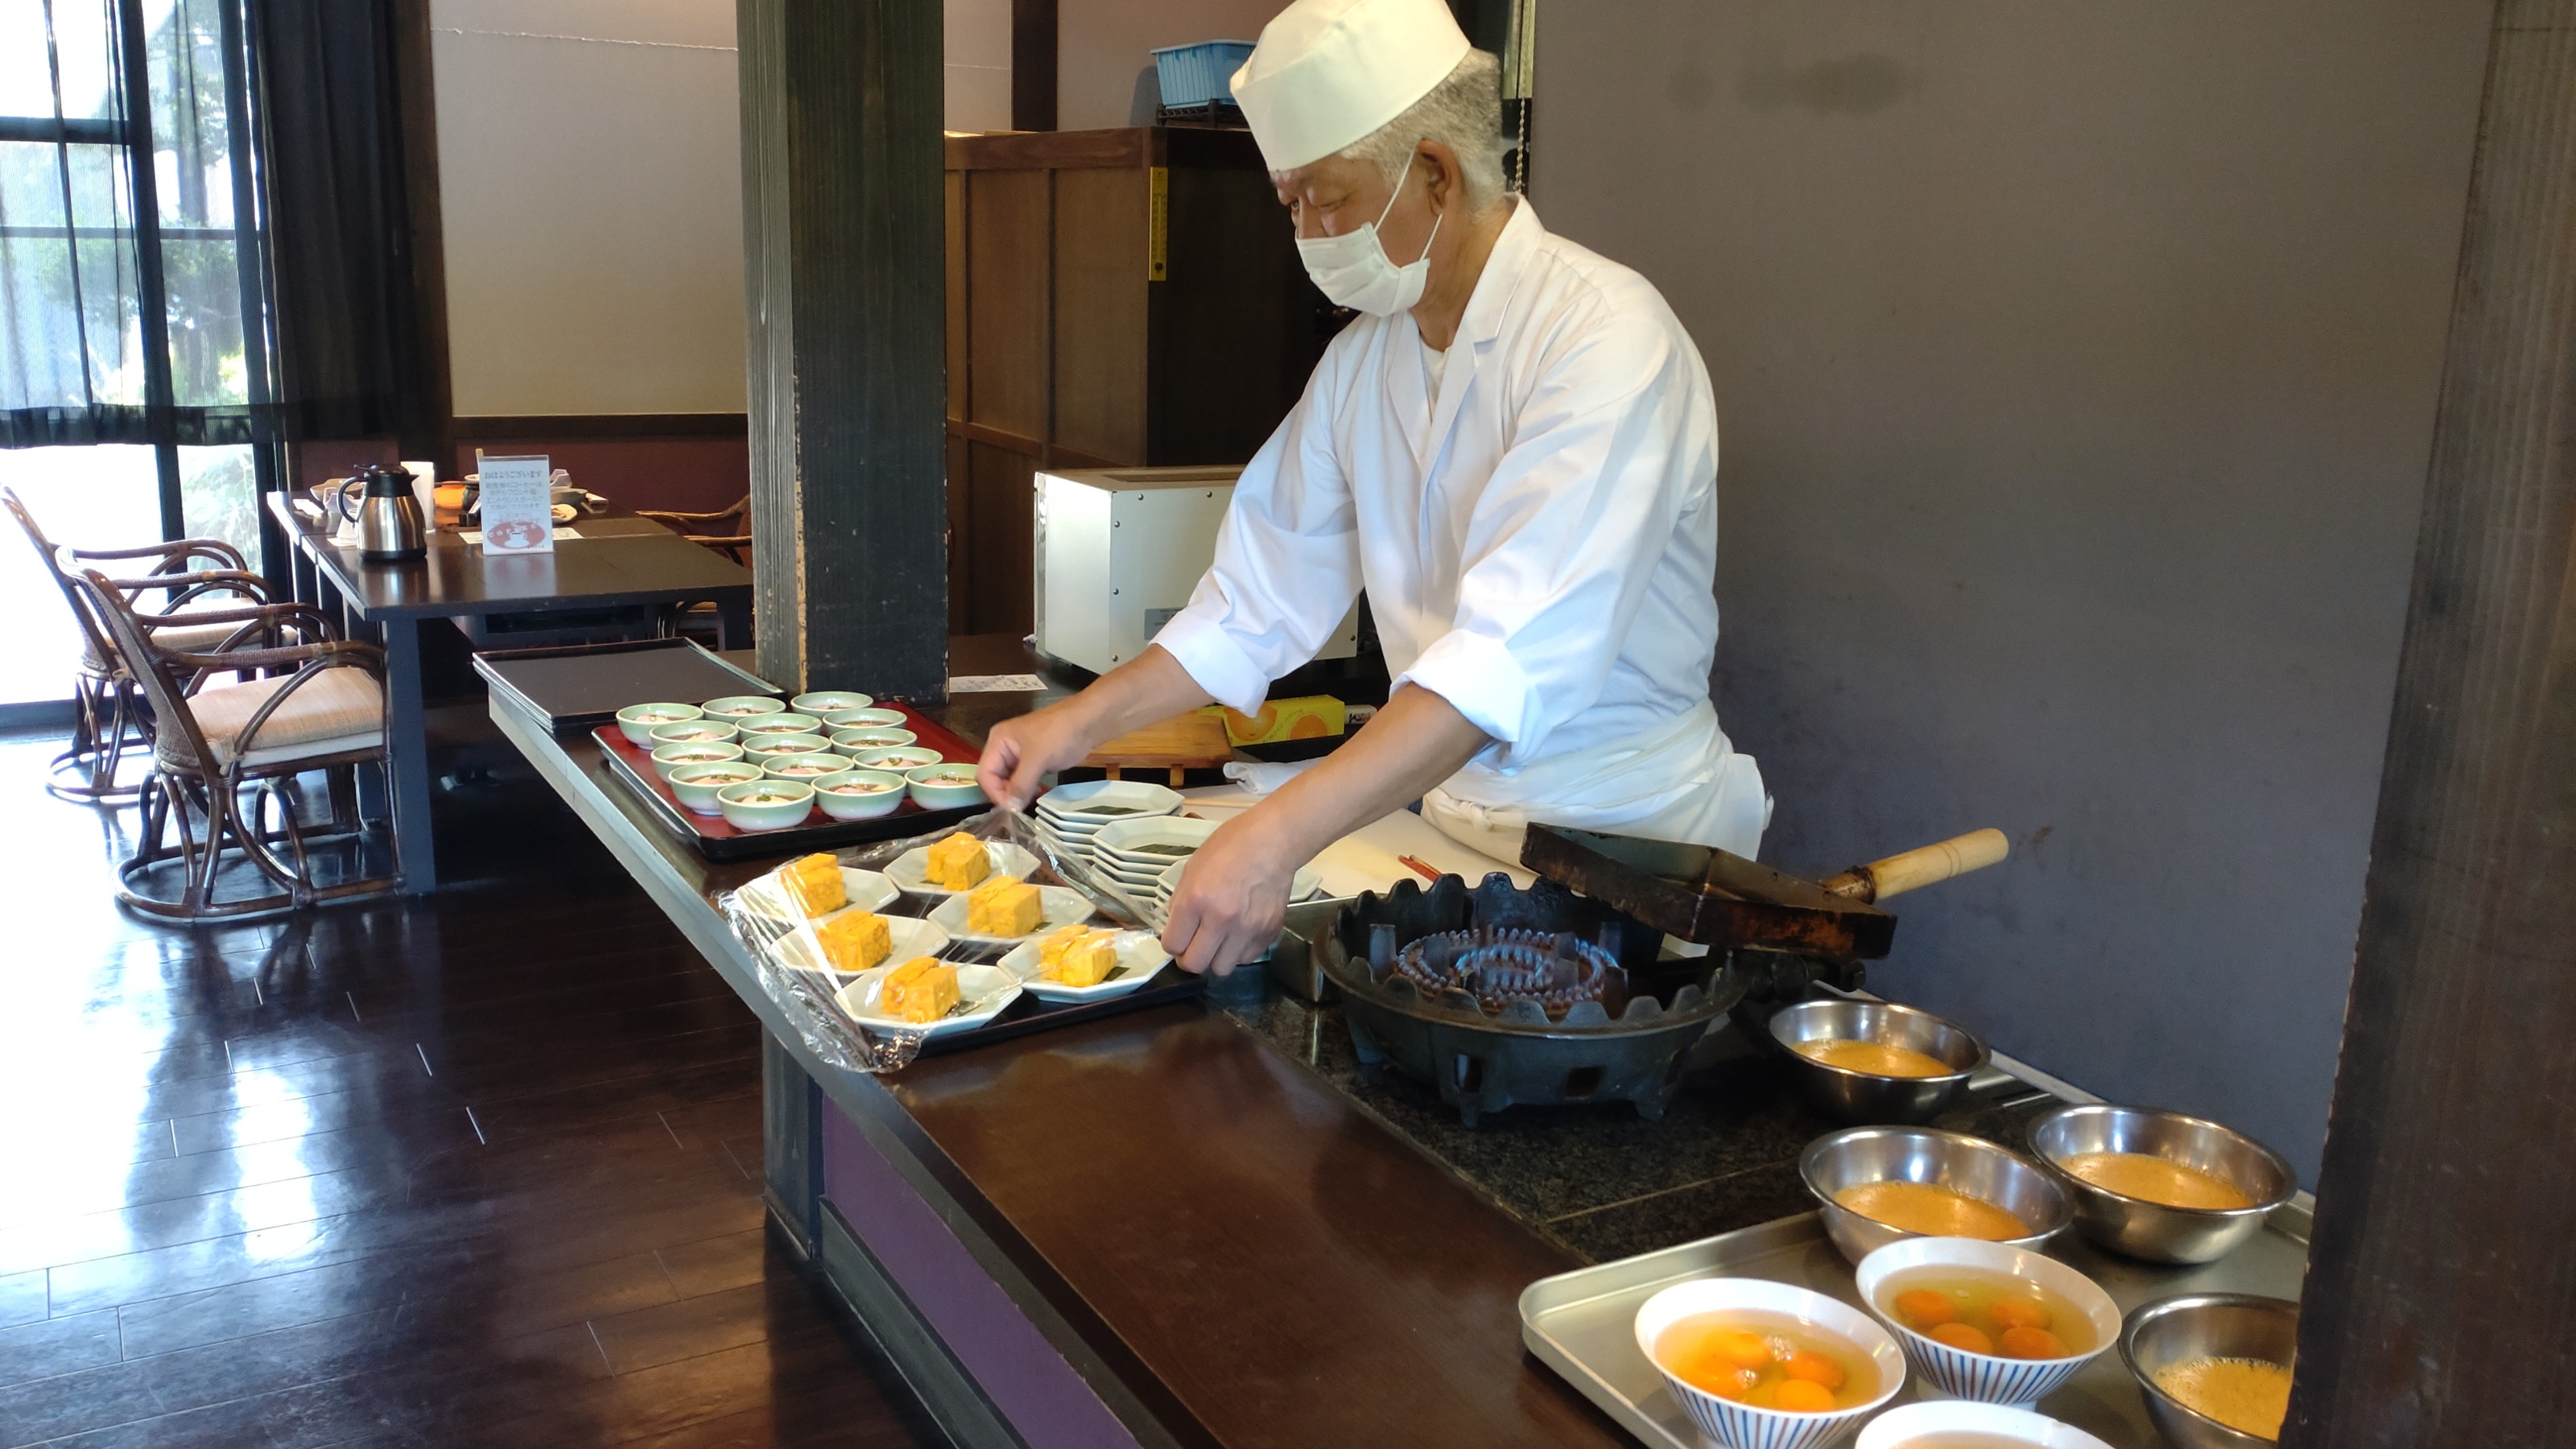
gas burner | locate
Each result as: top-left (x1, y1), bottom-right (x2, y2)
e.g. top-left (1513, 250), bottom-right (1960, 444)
top-left (1393, 927), bottom-right (1616, 1018)
top-left (1320, 872), bottom-right (1743, 1125)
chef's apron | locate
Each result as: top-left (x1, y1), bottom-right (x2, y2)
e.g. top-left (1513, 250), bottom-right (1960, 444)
top-left (1421, 700), bottom-right (1770, 866)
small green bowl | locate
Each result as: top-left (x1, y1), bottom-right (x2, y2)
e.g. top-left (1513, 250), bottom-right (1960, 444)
top-left (717, 778), bottom-right (815, 831)
top-left (791, 691), bottom-right (874, 715)
top-left (735, 712), bottom-right (821, 737)
top-left (650, 740), bottom-right (744, 780)
top-left (743, 732), bottom-right (834, 764)
top-left (822, 707), bottom-right (906, 730)
top-left (906, 762), bottom-right (989, 811)
top-left (812, 768), bottom-right (909, 820)
top-left (854, 745), bottom-right (943, 771)
top-left (647, 719), bottom-right (738, 749)
top-left (669, 760), bottom-right (766, 814)
top-left (700, 695), bottom-right (784, 719)
top-left (830, 726), bottom-right (919, 752)
top-left (762, 753), bottom-right (848, 782)
top-left (617, 702), bottom-right (702, 745)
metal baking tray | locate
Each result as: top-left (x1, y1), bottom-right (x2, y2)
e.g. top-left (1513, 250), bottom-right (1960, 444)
top-left (1521, 1201), bottom-right (2311, 1448)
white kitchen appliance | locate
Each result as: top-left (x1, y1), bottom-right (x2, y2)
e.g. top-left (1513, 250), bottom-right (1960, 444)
top-left (1033, 465), bottom-right (1360, 675)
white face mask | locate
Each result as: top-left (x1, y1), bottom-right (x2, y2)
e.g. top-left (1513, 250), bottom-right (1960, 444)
top-left (1296, 152), bottom-right (1443, 317)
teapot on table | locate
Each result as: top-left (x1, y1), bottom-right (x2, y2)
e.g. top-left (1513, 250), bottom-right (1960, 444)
top-left (332, 464), bottom-right (428, 563)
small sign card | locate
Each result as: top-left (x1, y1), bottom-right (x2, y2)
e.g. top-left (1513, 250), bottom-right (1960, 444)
top-left (476, 453), bottom-right (555, 553)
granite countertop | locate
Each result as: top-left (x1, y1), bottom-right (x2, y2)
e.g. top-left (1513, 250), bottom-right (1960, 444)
top-left (1215, 983), bottom-right (2064, 1265)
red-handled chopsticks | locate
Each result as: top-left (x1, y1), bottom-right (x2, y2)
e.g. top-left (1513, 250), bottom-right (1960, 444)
top-left (1397, 854), bottom-right (1442, 882)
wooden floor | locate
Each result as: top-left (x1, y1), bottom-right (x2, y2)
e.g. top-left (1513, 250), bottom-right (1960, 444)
top-left (0, 721), bottom-right (944, 1448)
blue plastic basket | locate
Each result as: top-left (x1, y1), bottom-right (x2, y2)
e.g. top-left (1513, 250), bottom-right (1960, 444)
top-left (1151, 40), bottom-right (1257, 109)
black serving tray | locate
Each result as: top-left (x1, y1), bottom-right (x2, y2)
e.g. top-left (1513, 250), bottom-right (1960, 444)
top-left (474, 637), bottom-right (777, 732)
top-left (908, 968), bottom-right (1206, 1057)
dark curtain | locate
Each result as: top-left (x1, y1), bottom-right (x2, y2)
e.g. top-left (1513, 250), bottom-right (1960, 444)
top-left (0, 0), bottom-right (426, 448)
top-left (243, 0), bottom-right (427, 443)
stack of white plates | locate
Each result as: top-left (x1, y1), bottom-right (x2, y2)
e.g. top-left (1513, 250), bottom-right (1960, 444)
top-left (1032, 779), bottom-right (1185, 863)
top-left (1089, 814), bottom-right (1222, 899)
top-left (1150, 855), bottom-right (1326, 929)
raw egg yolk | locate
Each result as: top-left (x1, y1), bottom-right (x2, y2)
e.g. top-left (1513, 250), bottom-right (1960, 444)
top-left (1997, 1325), bottom-right (2069, 1360)
top-left (1707, 1329), bottom-right (1774, 1369)
top-left (1894, 1289), bottom-right (1957, 1328)
top-left (1773, 1379), bottom-right (1838, 1414)
top-left (1988, 1298), bottom-right (2053, 1331)
top-left (1929, 1322), bottom-right (1996, 1356)
top-left (1783, 1351), bottom-right (1847, 1391)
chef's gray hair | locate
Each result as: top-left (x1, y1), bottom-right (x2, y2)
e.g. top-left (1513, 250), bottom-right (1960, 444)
top-left (1338, 49), bottom-right (1509, 216)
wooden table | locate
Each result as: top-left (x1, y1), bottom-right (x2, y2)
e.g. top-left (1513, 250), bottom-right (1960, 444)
top-left (266, 492), bottom-right (752, 892)
top-left (486, 650), bottom-right (1636, 1449)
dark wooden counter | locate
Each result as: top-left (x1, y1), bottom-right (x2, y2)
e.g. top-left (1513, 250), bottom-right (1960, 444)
top-left (487, 646), bottom-right (1635, 1448)
top-left (490, 638), bottom-right (2067, 1447)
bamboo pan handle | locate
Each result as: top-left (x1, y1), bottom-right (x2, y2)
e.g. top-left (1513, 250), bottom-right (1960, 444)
top-left (1822, 828), bottom-right (2009, 903)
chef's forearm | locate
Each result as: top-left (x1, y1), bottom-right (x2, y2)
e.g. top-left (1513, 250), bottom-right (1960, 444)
top-left (1250, 684), bottom-right (1491, 862)
top-left (1056, 645), bottom-right (1218, 749)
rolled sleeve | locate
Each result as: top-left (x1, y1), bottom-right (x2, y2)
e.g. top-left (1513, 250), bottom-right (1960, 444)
top-left (1394, 629), bottom-right (1537, 744)
top-left (1150, 609), bottom-right (1272, 716)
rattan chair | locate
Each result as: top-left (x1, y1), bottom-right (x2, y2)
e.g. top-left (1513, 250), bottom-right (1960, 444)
top-left (70, 567), bottom-right (400, 920)
top-left (638, 496), bottom-right (750, 564)
top-left (638, 496), bottom-right (753, 647)
top-left (4, 488), bottom-right (268, 802)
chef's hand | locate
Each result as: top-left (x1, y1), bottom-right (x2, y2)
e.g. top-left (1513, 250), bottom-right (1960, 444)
top-left (976, 647), bottom-right (1217, 811)
top-left (1161, 813), bottom-right (1294, 976)
top-left (976, 705), bottom-right (1095, 811)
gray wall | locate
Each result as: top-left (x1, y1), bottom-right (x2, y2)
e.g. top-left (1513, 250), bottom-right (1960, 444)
top-left (1534, 1), bottom-right (2493, 1180)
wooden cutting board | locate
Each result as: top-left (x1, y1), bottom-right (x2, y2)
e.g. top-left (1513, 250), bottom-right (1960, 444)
top-left (1082, 712), bottom-right (1232, 785)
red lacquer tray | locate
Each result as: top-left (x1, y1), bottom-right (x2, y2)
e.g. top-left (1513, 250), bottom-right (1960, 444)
top-left (595, 700), bottom-right (985, 861)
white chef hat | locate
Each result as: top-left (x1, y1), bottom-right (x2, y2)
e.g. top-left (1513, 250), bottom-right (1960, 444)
top-left (1230, 0), bottom-right (1473, 174)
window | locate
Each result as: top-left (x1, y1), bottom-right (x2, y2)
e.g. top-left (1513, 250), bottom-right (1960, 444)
top-left (0, 0), bottom-right (276, 704)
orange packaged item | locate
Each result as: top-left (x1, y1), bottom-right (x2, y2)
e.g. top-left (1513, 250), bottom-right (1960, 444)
top-left (923, 832), bottom-right (991, 890)
top-left (878, 957), bottom-right (960, 1024)
top-left (815, 910), bottom-right (891, 973)
top-left (1201, 695), bottom-right (1347, 746)
top-left (779, 853), bottom-right (845, 918)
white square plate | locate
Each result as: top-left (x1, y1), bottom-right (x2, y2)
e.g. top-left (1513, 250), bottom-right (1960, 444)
top-left (1035, 778), bottom-right (1184, 822)
top-left (1092, 814), bottom-right (1222, 859)
top-left (997, 931), bottom-right (1174, 1002)
top-left (833, 961), bottom-right (1019, 1036)
top-left (884, 840), bottom-right (1042, 897)
top-left (739, 866), bottom-right (900, 927)
top-left (773, 912), bottom-right (952, 976)
top-left (927, 884), bottom-right (1100, 945)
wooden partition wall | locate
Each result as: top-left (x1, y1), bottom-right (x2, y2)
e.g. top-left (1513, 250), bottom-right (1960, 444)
top-left (942, 127), bottom-right (1327, 636)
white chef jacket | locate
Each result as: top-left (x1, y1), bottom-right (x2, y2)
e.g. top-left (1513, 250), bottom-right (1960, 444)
top-left (1153, 201), bottom-right (1767, 855)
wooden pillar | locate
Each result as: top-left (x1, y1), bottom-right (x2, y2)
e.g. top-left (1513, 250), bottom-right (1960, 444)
top-left (2287, 4), bottom-right (2576, 1443)
top-left (738, 0), bottom-right (949, 700)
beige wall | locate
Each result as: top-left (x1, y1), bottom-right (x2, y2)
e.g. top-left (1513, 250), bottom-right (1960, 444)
top-left (947, 0), bottom-right (1013, 132)
top-left (430, 0), bottom-right (747, 417)
top-left (1056, 0), bottom-right (1280, 130)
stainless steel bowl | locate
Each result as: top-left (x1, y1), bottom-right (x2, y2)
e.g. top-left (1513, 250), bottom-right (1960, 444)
top-left (1799, 1125), bottom-right (2071, 1264)
top-left (2026, 1104), bottom-right (2295, 1264)
top-left (1768, 998), bottom-right (1988, 1124)
top-left (2119, 1294), bottom-right (2298, 1448)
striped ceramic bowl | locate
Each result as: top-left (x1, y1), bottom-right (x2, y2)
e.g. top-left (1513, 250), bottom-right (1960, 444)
top-left (1633, 1278), bottom-right (1904, 1449)
top-left (1853, 1237), bottom-right (2120, 1406)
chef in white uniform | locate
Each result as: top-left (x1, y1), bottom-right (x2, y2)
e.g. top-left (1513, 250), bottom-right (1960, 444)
top-left (976, 0), bottom-right (1766, 972)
